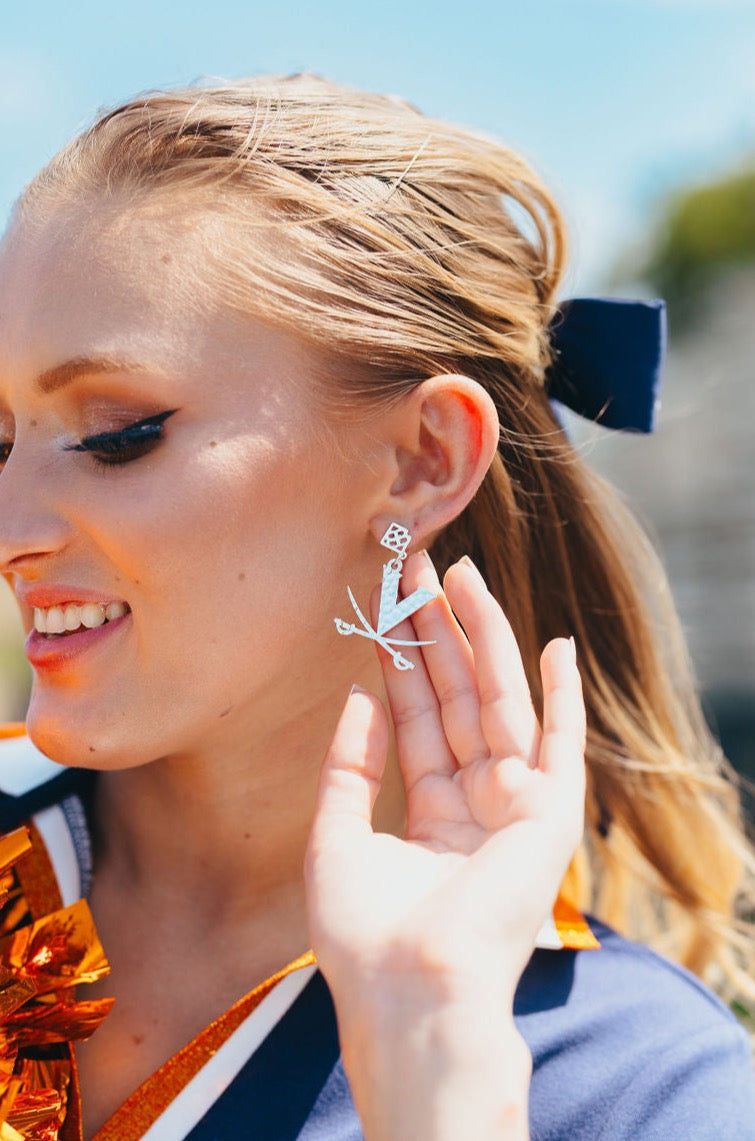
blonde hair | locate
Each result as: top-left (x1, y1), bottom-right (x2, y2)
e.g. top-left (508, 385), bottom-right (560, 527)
top-left (20, 73), bottom-right (754, 998)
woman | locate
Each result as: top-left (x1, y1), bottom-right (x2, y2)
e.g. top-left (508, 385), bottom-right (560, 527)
top-left (0, 73), bottom-right (751, 1139)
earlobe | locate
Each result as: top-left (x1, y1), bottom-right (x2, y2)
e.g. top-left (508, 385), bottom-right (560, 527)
top-left (371, 374), bottom-right (499, 545)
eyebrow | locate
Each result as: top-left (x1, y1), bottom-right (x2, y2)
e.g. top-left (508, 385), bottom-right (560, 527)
top-left (35, 355), bottom-right (159, 394)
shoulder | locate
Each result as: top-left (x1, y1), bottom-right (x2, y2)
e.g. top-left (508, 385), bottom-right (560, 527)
top-left (0, 726), bottom-right (94, 831)
top-left (516, 918), bottom-right (754, 1140)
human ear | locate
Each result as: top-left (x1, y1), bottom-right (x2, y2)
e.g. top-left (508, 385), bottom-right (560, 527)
top-left (370, 374), bottom-right (499, 546)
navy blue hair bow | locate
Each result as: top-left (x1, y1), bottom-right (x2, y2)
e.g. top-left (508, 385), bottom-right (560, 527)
top-left (546, 297), bottom-right (666, 433)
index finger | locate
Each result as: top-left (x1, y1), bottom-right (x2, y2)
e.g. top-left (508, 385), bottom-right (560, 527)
top-left (370, 583), bottom-right (459, 794)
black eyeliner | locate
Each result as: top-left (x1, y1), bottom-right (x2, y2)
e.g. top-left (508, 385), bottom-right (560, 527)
top-left (65, 408), bottom-right (180, 454)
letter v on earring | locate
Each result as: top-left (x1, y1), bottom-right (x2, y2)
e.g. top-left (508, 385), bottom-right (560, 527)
top-left (333, 522), bottom-right (436, 670)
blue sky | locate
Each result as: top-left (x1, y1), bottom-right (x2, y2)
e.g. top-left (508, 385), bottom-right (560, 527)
top-left (1, 0), bottom-right (754, 289)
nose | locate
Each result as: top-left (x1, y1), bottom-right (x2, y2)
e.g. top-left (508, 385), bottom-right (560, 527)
top-left (0, 443), bottom-right (72, 576)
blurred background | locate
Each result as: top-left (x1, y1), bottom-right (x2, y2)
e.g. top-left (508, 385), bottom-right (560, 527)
top-left (0, 0), bottom-right (753, 795)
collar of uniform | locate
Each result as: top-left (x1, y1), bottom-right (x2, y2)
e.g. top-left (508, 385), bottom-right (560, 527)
top-left (0, 727), bottom-right (599, 951)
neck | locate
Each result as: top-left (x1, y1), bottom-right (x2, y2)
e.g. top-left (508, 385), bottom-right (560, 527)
top-left (91, 651), bottom-right (404, 954)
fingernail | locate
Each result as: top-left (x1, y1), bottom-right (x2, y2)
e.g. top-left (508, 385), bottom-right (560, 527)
top-left (568, 636), bottom-right (577, 663)
top-left (349, 683), bottom-right (369, 696)
top-left (460, 554), bottom-right (486, 585)
top-left (416, 548), bottom-right (441, 589)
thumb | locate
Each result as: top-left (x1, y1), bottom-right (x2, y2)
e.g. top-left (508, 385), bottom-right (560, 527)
top-left (306, 685), bottom-right (389, 865)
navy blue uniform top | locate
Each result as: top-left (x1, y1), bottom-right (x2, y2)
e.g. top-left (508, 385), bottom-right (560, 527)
top-left (181, 921), bottom-right (754, 1140)
top-left (1, 758), bottom-right (753, 1139)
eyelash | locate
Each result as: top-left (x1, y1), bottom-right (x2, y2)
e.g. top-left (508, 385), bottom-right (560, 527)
top-left (63, 409), bottom-right (180, 469)
top-left (0, 409), bottom-right (179, 472)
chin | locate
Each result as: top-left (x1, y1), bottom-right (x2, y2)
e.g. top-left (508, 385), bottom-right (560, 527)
top-left (24, 691), bottom-right (150, 772)
top-left (25, 714), bottom-right (94, 769)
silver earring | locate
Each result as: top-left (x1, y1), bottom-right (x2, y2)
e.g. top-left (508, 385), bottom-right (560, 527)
top-left (334, 522), bottom-right (436, 670)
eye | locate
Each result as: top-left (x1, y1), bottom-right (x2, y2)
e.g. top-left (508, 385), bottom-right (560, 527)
top-left (0, 415), bottom-right (13, 467)
top-left (64, 409), bottom-right (180, 468)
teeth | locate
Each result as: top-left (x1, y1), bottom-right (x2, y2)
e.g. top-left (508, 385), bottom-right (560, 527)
top-left (80, 603), bottom-right (106, 629)
top-left (32, 601), bottom-right (130, 636)
top-left (45, 606), bottom-right (66, 634)
top-left (64, 604), bottom-right (80, 631)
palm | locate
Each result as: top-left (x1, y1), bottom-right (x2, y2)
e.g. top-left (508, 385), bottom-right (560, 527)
top-left (305, 553), bottom-right (586, 1004)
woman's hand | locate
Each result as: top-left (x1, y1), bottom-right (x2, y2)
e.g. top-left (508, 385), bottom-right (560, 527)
top-left (304, 551), bottom-right (586, 1140)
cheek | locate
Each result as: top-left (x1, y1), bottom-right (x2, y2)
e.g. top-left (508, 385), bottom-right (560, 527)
top-left (69, 445), bottom-right (279, 574)
top-left (24, 441), bottom-right (362, 764)
top-left (70, 446), bottom-right (345, 653)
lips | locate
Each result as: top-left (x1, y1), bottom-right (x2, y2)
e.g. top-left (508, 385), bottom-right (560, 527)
top-left (25, 612), bottom-right (131, 670)
top-left (16, 584), bottom-right (132, 670)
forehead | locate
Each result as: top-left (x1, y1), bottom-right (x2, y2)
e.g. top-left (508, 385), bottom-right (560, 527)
top-left (0, 195), bottom-right (351, 426)
top-left (0, 196), bottom-right (221, 372)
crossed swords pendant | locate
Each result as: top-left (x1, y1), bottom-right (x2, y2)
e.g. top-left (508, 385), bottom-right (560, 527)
top-left (334, 522), bottom-right (436, 670)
